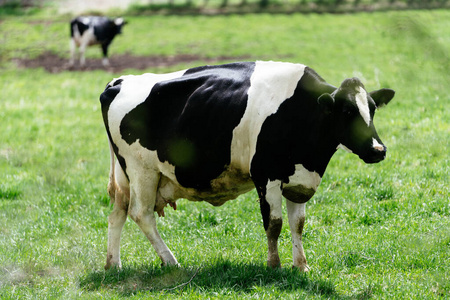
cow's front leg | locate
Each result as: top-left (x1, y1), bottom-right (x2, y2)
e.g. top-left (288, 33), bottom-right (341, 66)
top-left (101, 43), bottom-right (110, 67)
top-left (258, 180), bottom-right (283, 268)
top-left (128, 174), bottom-right (178, 267)
top-left (105, 188), bottom-right (128, 270)
top-left (286, 200), bottom-right (309, 271)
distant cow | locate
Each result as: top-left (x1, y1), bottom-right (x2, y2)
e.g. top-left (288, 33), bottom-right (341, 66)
top-left (100, 61), bottom-right (395, 271)
top-left (69, 16), bottom-right (126, 67)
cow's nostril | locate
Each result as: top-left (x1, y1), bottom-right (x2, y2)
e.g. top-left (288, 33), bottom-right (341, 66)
top-left (372, 138), bottom-right (385, 152)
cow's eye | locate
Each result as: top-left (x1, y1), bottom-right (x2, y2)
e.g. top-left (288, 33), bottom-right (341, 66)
top-left (343, 107), bottom-right (353, 115)
top-left (342, 103), bottom-right (358, 116)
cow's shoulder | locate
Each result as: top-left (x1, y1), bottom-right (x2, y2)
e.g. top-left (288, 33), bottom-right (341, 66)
top-left (89, 16), bottom-right (120, 40)
top-left (246, 61), bottom-right (307, 109)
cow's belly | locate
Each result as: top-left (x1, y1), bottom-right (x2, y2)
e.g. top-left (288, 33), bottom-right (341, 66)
top-left (157, 166), bottom-right (254, 206)
top-left (282, 164), bottom-right (322, 203)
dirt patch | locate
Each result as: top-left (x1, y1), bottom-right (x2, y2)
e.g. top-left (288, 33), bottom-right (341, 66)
top-left (13, 51), bottom-right (252, 73)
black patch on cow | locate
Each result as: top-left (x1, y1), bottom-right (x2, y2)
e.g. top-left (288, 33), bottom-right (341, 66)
top-left (70, 19), bottom-right (89, 37)
top-left (100, 79), bottom-right (128, 177)
top-left (94, 19), bottom-right (120, 42)
top-left (120, 62), bottom-right (255, 189)
top-left (250, 67), bottom-right (338, 189)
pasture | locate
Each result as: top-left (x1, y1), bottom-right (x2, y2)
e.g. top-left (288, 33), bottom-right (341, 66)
top-left (0, 8), bottom-right (449, 299)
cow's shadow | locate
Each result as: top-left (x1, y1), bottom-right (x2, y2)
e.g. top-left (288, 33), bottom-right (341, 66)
top-left (79, 261), bottom-right (352, 298)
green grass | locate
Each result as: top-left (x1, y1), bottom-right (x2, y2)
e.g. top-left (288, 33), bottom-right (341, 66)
top-left (1, 9), bottom-right (449, 299)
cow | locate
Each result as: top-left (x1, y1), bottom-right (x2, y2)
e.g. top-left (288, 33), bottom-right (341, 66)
top-left (69, 16), bottom-right (126, 67)
top-left (100, 61), bottom-right (395, 271)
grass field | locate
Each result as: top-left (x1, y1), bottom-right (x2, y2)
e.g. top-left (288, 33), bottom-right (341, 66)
top-left (0, 8), bottom-right (449, 299)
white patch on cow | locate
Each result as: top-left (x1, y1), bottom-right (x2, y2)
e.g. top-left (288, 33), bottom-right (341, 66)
top-left (83, 28), bottom-right (97, 46)
top-left (337, 143), bottom-right (353, 153)
top-left (284, 164), bottom-right (321, 191)
top-left (372, 138), bottom-right (385, 152)
top-left (230, 61), bottom-right (306, 173)
top-left (355, 86), bottom-right (371, 126)
top-left (265, 180), bottom-right (283, 219)
top-left (71, 25), bottom-right (96, 47)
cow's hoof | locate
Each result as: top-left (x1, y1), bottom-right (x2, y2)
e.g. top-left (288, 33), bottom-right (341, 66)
top-left (267, 260), bottom-right (281, 269)
top-left (104, 264), bottom-right (122, 271)
top-left (160, 256), bottom-right (180, 268)
top-left (293, 264), bottom-right (310, 272)
top-left (105, 261), bottom-right (122, 270)
top-left (161, 262), bottom-right (180, 268)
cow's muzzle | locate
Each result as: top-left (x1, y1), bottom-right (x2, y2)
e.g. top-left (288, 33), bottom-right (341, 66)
top-left (362, 145), bottom-right (387, 164)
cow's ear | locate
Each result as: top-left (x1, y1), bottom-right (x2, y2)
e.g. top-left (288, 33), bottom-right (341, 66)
top-left (318, 93), bottom-right (335, 114)
top-left (114, 18), bottom-right (126, 26)
top-left (370, 88), bottom-right (395, 109)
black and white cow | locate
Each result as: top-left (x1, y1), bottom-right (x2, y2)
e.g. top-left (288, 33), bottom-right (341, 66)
top-left (69, 16), bottom-right (126, 67)
top-left (100, 61), bottom-right (395, 271)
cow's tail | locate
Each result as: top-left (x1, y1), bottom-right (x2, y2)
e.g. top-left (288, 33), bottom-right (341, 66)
top-left (107, 139), bottom-right (116, 205)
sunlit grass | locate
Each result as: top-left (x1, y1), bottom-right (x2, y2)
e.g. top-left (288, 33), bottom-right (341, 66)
top-left (0, 9), bottom-right (449, 299)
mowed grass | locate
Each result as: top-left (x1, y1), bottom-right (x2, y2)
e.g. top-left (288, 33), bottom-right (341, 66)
top-left (0, 9), bottom-right (449, 299)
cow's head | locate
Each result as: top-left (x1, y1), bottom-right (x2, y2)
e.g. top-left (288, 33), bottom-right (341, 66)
top-left (318, 78), bottom-right (395, 164)
top-left (113, 18), bottom-right (127, 34)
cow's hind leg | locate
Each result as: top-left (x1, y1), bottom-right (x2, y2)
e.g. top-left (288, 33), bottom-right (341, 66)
top-left (286, 200), bottom-right (309, 271)
top-left (128, 173), bottom-right (178, 266)
top-left (79, 44), bottom-right (87, 66)
top-left (105, 188), bottom-right (128, 270)
top-left (258, 180), bottom-right (283, 268)
top-left (69, 39), bottom-right (77, 66)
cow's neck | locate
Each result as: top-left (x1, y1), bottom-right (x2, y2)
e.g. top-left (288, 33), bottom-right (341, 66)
top-left (290, 109), bottom-right (337, 176)
top-left (290, 78), bottom-right (338, 176)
